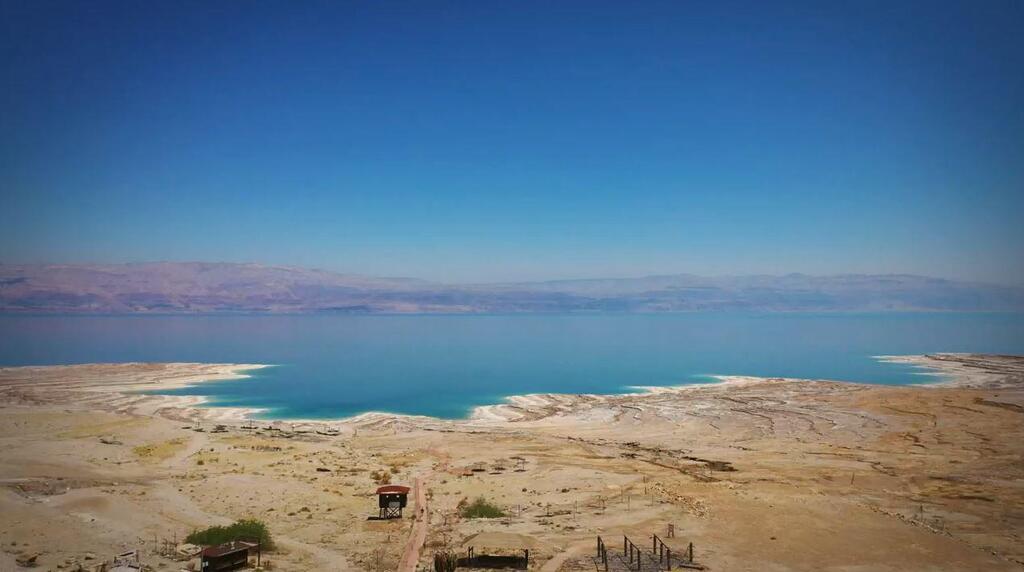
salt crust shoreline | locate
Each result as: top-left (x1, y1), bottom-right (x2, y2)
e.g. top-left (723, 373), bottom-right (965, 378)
top-left (3, 354), bottom-right (981, 428)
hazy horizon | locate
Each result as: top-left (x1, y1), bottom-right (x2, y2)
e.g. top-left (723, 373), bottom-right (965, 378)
top-left (4, 259), bottom-right (1024, 288)
top-left (4, 261), bottom-right (1023, 314)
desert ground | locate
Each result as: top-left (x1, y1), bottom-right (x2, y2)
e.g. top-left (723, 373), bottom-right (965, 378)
top-left (1, 354), bottom-right (1023, 571)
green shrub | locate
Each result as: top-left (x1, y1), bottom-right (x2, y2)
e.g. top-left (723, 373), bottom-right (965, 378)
top-left (185, 518), bottom-right (274, 550)
top-left (460, 497), bottom-right (505, 519)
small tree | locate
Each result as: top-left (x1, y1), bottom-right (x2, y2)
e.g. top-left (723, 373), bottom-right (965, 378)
top-left (185, 519), bottom-right (274, 550)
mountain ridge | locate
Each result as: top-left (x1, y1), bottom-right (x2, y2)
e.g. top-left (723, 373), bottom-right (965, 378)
top-left (2, 262), bottom-right (1022, 314)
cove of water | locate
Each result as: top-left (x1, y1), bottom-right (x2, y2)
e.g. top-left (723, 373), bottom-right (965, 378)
top-left (2, 313), bottom-right (1022, 419)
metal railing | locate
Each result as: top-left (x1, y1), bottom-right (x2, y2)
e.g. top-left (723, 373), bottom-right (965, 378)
top-left (596, 535), bottom-right (609, 571)
top-left (594, 533), bottom-right (696, 571)
top-left (624, 535), bottom-right (642, 570)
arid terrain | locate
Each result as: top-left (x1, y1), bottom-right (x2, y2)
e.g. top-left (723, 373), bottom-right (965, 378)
top-left (1, 354), bottom-right (1023, 571)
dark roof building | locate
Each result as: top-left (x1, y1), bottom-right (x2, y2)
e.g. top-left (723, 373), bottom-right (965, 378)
top-left (200, 541), bottom-right (256, 572)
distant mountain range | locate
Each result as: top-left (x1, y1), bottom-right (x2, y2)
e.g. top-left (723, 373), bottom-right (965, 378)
top-left (1, 262), bottom-right (1022, 314)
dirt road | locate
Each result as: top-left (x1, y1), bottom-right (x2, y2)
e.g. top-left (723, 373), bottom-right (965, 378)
top-left (397, 473), bottom-right (429, 572)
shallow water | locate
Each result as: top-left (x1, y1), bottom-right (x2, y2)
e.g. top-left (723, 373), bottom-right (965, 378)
top-left (2, 313), bottom-right (1022, 419)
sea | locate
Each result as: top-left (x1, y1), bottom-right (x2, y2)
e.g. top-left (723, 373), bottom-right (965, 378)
top-left (1, 313), bottom-right (1022, 420)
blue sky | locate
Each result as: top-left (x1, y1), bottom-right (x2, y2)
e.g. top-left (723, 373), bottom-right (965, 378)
top-left (2, 1), bottom-right (1022, 283)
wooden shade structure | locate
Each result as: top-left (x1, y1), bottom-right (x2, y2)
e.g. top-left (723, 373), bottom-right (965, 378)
top-left (459, 532), bottom-right (542, 569)
top-left (376, 485), bottom-right (410, 519)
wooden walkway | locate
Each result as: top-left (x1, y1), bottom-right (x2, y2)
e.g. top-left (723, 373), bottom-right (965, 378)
top-left (396, 474), bottom-right (428, 572)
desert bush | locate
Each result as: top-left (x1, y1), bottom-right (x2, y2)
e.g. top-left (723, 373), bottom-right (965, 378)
top-left (185, 518), bottom-right (274, 550)
top-left (460, 496), bottom-right (505, 519)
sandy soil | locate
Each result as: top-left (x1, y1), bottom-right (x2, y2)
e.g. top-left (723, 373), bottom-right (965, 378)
top-left (1, 354), bottom-right (1022, 571)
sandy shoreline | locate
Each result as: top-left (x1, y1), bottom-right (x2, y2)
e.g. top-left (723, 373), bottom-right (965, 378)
top-left (0, 361), bottom-right (803, 427)
top-left (0, 362), bottom-right (274, 423)
top-left (2, 354), bottom-right (1023, 571)
top-left (875, 353), bottom-right (1024, 389)
top-left (0, 356), bottom-right (958, 426)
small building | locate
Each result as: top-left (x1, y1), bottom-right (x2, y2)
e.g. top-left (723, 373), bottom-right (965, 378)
top-left (200, 541), bottom-right (256, 572)
top-left (376, 485), bottom-right (410, 519)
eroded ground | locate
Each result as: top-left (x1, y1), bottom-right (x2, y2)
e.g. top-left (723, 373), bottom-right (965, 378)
top-left (1, 354), bottom-right (1022, 571)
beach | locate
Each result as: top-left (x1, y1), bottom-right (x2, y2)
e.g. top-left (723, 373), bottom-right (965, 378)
top-left (1, 353), bottom-right (1023, 571)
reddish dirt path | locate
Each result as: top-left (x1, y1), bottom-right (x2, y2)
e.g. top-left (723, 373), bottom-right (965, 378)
top-left (397, 473), bottom-right (429, 572)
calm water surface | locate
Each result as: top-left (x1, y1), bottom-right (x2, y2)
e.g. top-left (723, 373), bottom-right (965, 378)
top-left (2, 313), bottom-right (1022, 419)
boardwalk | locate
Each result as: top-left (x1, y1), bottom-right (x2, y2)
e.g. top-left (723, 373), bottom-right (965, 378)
top-left (397, 474), bottom-right (428, 572)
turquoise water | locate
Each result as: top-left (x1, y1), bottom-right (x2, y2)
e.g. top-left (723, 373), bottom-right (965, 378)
top-left (1, 313), bottom-right (1022, 419)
